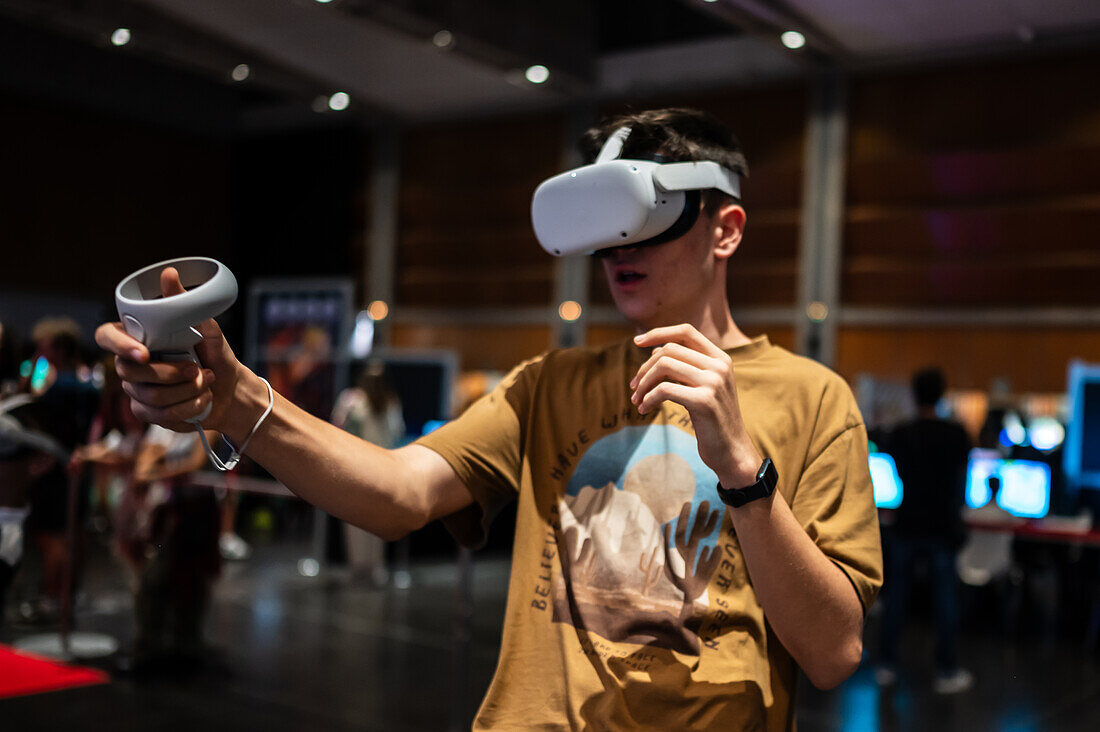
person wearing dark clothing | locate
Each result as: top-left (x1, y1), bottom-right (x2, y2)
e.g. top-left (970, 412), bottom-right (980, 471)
top-left (23, 318), bottom-right (100, 621)
top-left (878, 367), bottom-right (974, 694)
top-left (0, 403), bottom-right (66, 630)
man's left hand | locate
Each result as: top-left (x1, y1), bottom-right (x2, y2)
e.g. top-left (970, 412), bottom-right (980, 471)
top-left (630, 324), bottom-right (762, 489)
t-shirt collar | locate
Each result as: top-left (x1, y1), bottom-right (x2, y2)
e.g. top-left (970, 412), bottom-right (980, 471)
top-left (628, 333), bottom-right (772, 363)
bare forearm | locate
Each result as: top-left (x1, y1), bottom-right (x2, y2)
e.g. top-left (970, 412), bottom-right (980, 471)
top-left (221, 371), bottom-right (430, 540)
top-left (727, 490), bottom-right (864, 689)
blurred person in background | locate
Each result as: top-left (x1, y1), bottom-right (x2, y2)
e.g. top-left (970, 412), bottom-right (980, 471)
top-left (113, 423), bottom-right (221, 671)
top-left (0, 402), bottom-right (65, 631)
top-left (330, 359), bottom-right (404, 585)
top-left (72, 357), bottom-right (148, 532)
top-left (19, 317), bottom-right (100, 623)
top-left (878, 367), bottom-right (973, 693)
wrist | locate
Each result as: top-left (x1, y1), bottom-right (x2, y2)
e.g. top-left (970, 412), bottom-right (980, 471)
top-left (717, 445), bottom-right (764, 491)
top-left (219, 368), bottom-right (270, 446)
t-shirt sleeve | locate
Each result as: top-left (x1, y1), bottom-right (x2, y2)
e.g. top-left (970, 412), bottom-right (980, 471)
top-left (415, 356), bottom-right (542, 549)
top-left (789, 415), bottom-right (884, 614)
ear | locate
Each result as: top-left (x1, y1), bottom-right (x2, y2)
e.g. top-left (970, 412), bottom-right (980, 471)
top-left (712, 203), bottom-right (746, 261)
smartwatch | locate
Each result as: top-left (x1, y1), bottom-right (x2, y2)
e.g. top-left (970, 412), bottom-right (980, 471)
top-left (716, 458), bottom-right (778, 508)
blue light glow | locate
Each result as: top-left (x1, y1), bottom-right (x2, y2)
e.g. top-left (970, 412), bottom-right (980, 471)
top-left (966, 452), bottom-right (1050, 518)
top-left (869, 453), bottom-right (903, 509)
top-left (1028, 417), bottom-right (1064, 452)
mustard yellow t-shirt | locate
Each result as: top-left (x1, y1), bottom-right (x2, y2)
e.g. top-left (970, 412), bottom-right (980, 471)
top-left (418, 335), bottom-right (882, 731)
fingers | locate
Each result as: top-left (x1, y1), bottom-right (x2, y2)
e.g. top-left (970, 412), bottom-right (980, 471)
top-left (128, 391), bottom-right (213, 429)
top-left (160, 266), bottom-right (186, 298)
top-left (118, 362), bottom-right (215, 428)
top-left (121, 369), bottom-right (215, 408)
top-left (636, 380), bottom-right (703, 416)
top-left (116, 355), bottom-right (201, 386)
top-left (631, 355), bottom-right (709, 413)
top-left (633, 324), bottom-right (727, 359)
top-left (631, 342), bottom-right (715, 390)
top-left (95, 322), bottom-right (148, 363)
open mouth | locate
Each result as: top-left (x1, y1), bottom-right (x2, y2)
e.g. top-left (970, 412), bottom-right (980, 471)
top-left (615, 270), bottom-right (646, 285)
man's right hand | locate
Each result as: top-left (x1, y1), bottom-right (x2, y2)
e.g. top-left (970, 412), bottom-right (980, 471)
top-left (95, 266), bottom-right (251, 437)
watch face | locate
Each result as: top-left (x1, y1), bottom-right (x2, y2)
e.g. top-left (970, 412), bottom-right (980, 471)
top-left (761, 458), bottom-right (778, 490)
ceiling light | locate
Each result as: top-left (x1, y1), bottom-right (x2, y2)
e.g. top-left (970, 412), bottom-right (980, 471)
top-left (433, 30), bottom-right (455, 49)
top-left (110, 28), bottom-right (131, 47)
top-left (314, 0), bottom-right (333, 4)
top-left (231, 64), bottom-right (250, 82)
top-left (781, 31), bottom-right (806, 50)
top-left (525, 65), bottom-right (550, 84)
top-left (328, 92), bottom-right (350, 111)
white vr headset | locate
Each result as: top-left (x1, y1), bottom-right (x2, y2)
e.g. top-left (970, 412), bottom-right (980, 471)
top-left (530, 126), bottom-right (741, 257)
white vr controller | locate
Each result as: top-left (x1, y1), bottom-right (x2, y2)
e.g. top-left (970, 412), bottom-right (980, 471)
top-left (115, 257), bottom-right (238, 423)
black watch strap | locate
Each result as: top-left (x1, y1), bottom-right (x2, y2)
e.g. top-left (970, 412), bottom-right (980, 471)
top-left (716, 458), bottom-right (778, 508)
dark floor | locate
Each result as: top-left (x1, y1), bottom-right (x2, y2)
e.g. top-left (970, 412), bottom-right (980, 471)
top-left (3, 533), bottom-right (1100, 731)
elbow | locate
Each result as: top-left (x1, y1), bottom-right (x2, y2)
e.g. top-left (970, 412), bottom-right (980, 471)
top-left (805, 635), bottom-right (863, 691)
top-left (374, 494), bottom-right (432, 542)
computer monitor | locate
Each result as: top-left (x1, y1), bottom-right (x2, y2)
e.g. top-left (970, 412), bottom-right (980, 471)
top-left (966, 449), bottom-right (1051, 518)
top-left (869, 452), bottom-right (903, 509)
top-left (1064, 361), bottom-right (1100, 491)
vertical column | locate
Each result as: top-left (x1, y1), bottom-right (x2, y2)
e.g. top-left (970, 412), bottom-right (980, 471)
top-left (367, 125), bottom-right (400, 348)
top-left (553, 106), bottom-right (595, 349)
top-left (796, 73), bottom-right (848, 366)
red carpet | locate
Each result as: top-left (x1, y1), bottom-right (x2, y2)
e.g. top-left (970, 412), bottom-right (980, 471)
top-left (0, 645), bottom-right (109, 699)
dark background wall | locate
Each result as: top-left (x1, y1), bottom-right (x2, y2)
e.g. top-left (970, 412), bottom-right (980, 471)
top-left (2, 35), bottom-right (1098, 393)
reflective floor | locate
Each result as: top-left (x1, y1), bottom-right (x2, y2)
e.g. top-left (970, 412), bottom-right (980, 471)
top-left (3, 535), bottom-right (1099, 731)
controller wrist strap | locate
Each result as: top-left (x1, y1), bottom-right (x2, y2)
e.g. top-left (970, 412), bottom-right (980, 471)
top-left (194, 376), bottom-right (274, 472)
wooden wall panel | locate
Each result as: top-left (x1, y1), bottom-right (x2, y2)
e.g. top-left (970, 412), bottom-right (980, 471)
top-left (836, 326), bottom-right (1100, 394)
top-left (588, 86), bottom-right (807, 308)
top-left (397, 114), bottom-right (564, 309)
top-left (390, 323), bottom-right (553, 372)
top-left (844, 52), bottom-right (1100, 308)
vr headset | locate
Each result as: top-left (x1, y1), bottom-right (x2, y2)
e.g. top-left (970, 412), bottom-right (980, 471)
top-left (530, 126), bottom-right (741, 257)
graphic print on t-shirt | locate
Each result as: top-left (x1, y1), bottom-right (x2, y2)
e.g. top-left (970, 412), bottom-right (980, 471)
top-left (553, 424), bottom-right (724, 655)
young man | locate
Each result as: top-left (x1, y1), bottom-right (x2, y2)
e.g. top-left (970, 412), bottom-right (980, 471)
top-left (97, 109), bottom-right (881, 729)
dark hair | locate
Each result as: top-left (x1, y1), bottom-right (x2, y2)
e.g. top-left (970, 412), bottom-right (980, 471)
top-left (31, 317), bottom-right (82, 368)
top-left (580, 108), bottom-right (749, 215)
top-left (912, 367), bottom-right (946, 408)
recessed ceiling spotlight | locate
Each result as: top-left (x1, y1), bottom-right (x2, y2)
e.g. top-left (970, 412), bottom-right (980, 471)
top-left (314, 0), bottom-right (333, 4)
top-left (525, 64), bottom-right (550, 84)
top-left (110, 28), bottom-right (131, 47)
top-left (328, 92), bottom-right (350, 111)
top-left (433, 30), bottom-right (455, 49)
top-left (231, 64), bottom-right (250, 82)
top-left (702, 0), bottom-right (719, 3)
top-left (781, 30), bottom-right (806, 50)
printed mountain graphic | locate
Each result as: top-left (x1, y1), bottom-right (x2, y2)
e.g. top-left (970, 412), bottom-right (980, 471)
top-left (561, 482), bottom-right (684, 604)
